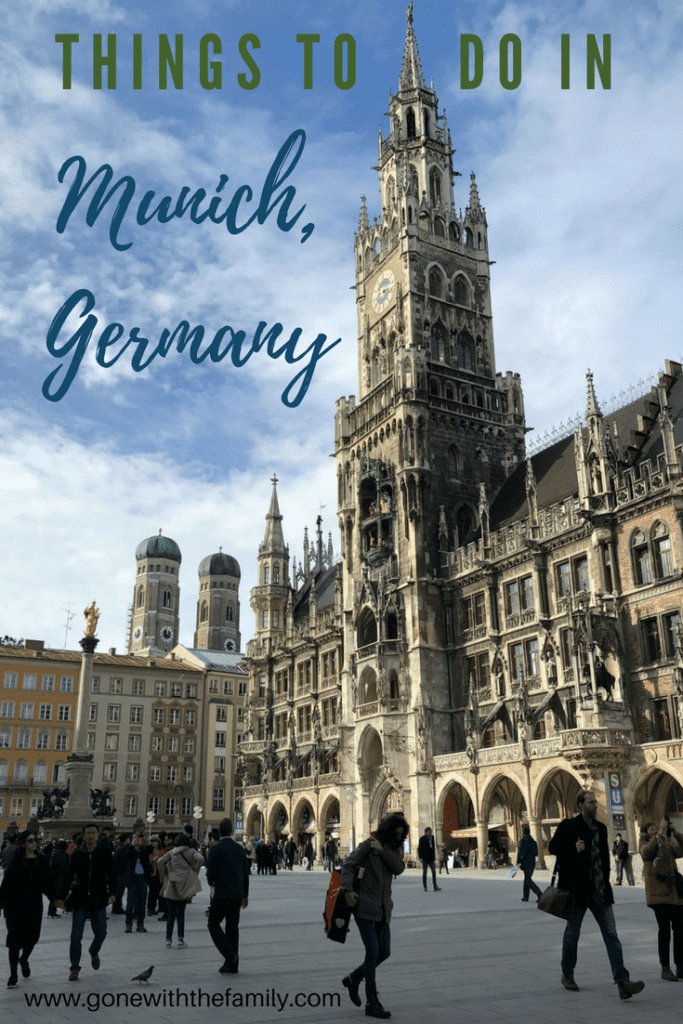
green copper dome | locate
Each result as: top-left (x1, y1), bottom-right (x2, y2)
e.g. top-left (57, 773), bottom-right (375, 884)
top-left (135, 534), bottom-right (182, 563)
top-left (198, 552), bottom-right (241, 578)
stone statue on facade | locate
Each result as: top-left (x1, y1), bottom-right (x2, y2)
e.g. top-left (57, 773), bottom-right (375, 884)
top-left (83, 601), bottom-right (100, 637)
top-left (38, 781), bottom-right (71, 818)
top-left (90, 787), bottom-right (115, 817)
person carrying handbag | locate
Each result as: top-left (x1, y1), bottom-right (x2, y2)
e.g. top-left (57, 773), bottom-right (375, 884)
top-left (340, 813), bottom-right (408, 1020)
top-left (639, 817), bottom-right (683, 981)
top-left (157, 835), bottom-right (204, 948)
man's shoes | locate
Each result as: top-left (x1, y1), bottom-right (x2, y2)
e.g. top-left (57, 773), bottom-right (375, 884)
top-left (157, 915), bottom-right (168, 922)
top-left (7, 974), bottom-right (18, 988)
top-left (365, 991), bottom-right (391, 1018)
top-left (521, 898), bottom-right (529, 902)
top-left (69, 969), bottom-right (80, 981)
top-left (561, 974), bottom-right (580, 991)
top-left (617, 979), bottom-right (645, 999)
top-left (661, 966), bottom-right (678, 982)
top-left (19, 957), bottom-right (30, 978)
top-left (136, 924), bottom-right (147, 933)
top-left (343, 974), bottom-right (362, 1007)
top-left (90, 955), bottom-right (100, 971)
top-left (423, 887), bottom-right (427, 891)
top-left (614, 880), bottom-right (622, 886)
top-left (165, 940), bottom-right (172, 948)
top-left (433, 886), bottom-right (441, 891)
top-left (124, 924), bottom-right (133, 933)
top-left (177, 940), bottom-right (186, 948)
top-left (219, 960), bottom-right (239, 974)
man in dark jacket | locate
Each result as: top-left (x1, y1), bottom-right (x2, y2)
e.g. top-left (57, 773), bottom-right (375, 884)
top-left (111, 833), bottom-right (130, 914)
top-left (206, 817), bottom-right (249, 973)
top-left (548, 790), bottom-right (645, 1000)
top-left (516, 825), bottom-right (542, 902)
top-left (417, 827), bottom-right (441, 891)
top-left (123, 832), bottom-right (153, 933)
top-left (55, 822), bottom-right (116, 981)
top-left (612, 834), bottom-right (634, 886)
top-left (285, 836), bottom-right (296, 870)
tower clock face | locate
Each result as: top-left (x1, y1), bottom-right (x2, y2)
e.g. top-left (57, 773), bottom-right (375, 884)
top-left (224, 639), bottom-right (236, 651)
top-left (132, 627), bottom-right (142, 642)
top-left (160, 626), bottom-right (174, 642)
top-left (371, 269), bottom-right (396, 314)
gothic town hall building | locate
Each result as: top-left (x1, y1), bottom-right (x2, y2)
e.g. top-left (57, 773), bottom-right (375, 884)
top-left (237, 10), bottom-right (683, 863)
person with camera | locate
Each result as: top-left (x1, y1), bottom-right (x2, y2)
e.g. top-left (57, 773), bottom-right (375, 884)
top-left (639, 816), bottom-right (683, 981)
top-left (547, 790), bottom-right (645, 1000)
top-left (340, 813), bottom-right (408, 1019)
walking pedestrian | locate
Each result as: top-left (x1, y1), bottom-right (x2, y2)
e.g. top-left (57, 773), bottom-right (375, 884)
top-left (639, 817), bottom-right (683, 981)
top-left (303, 836), bottom-right (314, 870)
top-left (418, 827), bottom-right (441, 890)
top-left (285, 835), bottom-right (296, 870)
top-left (206, 817), bottom-right (249, 974)
top-left (516, 825), bottom-right (543, 902)
top-left (438, 844), bottom-right (450, 875)
top-left (548, 789), bottom-right (645, 999)
top-left (340, 813), bottom-right (409, 1019)
top-left (0, 831), bottom-right (53, 988)
top-left (111, 833), bottom-right (130, 914)
top-left (123, 831), bottom-right (152, 933)
top-left (244, 835), bottom-right (256, 874)
top-left (157, 834), bottom-right (204, 949)
top-left (612, 833), bottom-right (633, 885)
top-left (48, 839), bottom-right (69, 918)
top-left (54, 822), bottom-right (117, 982)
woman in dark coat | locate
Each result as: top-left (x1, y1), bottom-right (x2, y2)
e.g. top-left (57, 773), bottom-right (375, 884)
top-left (0, 830), bottom-right (53, 987)
top-left (340, 813), bottom-right (408, 1019)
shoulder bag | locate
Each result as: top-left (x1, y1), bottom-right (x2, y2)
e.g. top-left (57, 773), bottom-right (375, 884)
top-left (537, 863), bottom-right (574, 920)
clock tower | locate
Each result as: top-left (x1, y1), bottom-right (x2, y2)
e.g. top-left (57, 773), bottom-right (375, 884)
top-left (335, 6), bottom-right (527, 832)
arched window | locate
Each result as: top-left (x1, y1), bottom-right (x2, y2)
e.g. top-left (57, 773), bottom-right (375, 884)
top-left (357, 607), bottom-right (378, 648)
top-left (457, 330), bottom-right (474, 371)
top-left (137, 587), bottom-right (145, 608)
top-left (273, 564), bottom-right (280, 584)
top-left (448, 447), bottom-right (460, 477)
top-left (653, 522), bottom-right (674, 578)
top-left (454, 277), bottom-right (468, 305)
top-left (429, 169), bottom-right (441, 207)
top-left (163, 589), bottom-right (171, 608)
top-left (386, 176), bottom-right (395, 206)
top-left (449, 222), bottom-right (459, 242)
top-left (423, 111), bottom-right (430, 136)
top-left (410, 166), bottom-right (419, 197)
top-left (226, 606), bottom-right (233, 621)
top-left (263, 565), bottom-right (270, 584)
top-left (406, 108), bottom-right (416, 138)
top-left (465, 227), bottom-right (474, 246)
top-left (632, 530), bottom-right (653, 585)
top-left (456, 506), bottom-right (474, 547)
top-left (445, 383), bottom-right (454, 400)
top-left (200, 601), bottom-right (208, 623)
top-left (434, 218), bottom-right (445, 237)
top-left (430, 378), bottom-right (440, 397)
top-left (429, 269), bottom-right (442, 297)
top-left (431, 322), bottom-right (446, 361)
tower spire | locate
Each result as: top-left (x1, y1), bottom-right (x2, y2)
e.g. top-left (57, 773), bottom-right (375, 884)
top-left (398, 4), bottom-right (425, 91)
top-left (585, 370), bottom-right (602, 418)
top-left (467, 172), bottom-right (482, 213)
top-left (262, 474), bottom-right (286, 553)
top-left (358, 195), bottom-right (370, 233)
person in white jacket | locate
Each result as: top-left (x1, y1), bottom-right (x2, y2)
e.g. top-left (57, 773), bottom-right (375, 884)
top-left (157, 835), bottom-right (204, 948)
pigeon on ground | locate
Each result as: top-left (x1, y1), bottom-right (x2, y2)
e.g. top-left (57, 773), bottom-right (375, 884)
top-left (131, 965), bottom-right (154, 984)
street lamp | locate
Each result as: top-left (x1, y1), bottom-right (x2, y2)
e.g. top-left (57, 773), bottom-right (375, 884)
top-left (193, 805), bottom-right (203, 842)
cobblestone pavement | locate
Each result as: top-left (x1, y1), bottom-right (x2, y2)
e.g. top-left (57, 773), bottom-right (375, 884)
top-left (3, 865), bottom-right (682, 1024)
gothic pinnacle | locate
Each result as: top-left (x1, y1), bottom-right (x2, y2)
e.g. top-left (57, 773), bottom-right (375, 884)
top-left (358, 194), bottom-right (370, 233)
top-left (585, 369), bottom-right (602, 418)
top-left (399, 3), bottom-right (425, 91)
top-left (468, 172), bottom-right (481, 211)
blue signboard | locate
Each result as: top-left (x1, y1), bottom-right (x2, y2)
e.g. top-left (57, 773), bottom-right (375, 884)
top-left (610, 788), bottom-right (623, 809)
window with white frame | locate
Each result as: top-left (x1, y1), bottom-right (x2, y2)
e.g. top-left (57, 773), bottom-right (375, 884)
top-left (3, 672), bottom-right (18, 689)
top-left (10, 797), bottom-right (24, 816)
top-left (186, 684), bottom-right (197, 698)
top-left (57, 705), bottom-right (71, 721)
top-left (238, 682), bottom-right (247, 696)
top-left (33, 762), bottom-right (47, 784)
top-left (185, 710), bottom-right (196, 727)
top-left (107, 705), bottom-right (120, 723)
top-left (42, 675), bottom-right (55, 691)
top-left (212, 788), bottom-right (225, 811)
top-left (165, 797), bottom-right (176, 816)
top-left (171, 682), bottom-right (182, 697)
top-left (1, 701), bottom-right (15, 718)
top-left (223, 680), bottom-right (233, 694)
top-left (39, 704), bottom-right (52, 720)
top-left (130, 706), bottom-right (143, 724)
top-left (155, 682), bottom-right (166, 697)
top-left (16, 729), bottom-right (30, 749)
top-left (216, 707), bottom-right (227, 722)
top-left (13, 760), bottom-right (28, 782)
top-left (19, 702), bottom-right (34, 719)
top-left (61, 676), bottom-right (74, 693)
top-left (150, 765), bottom-right (161, 781)
top-left (181, 798), bottom-right (191, 816)
top-left (88, 704), bottom-right (97, 721)
top-left (132, 679), bottom-right (145, 696)
top-left (91, 677), bottom-right (99, 693)
top-left (55, 732), bottom-right (68, 751)
top-left (36, 731), bottom-right (49, 750)
top-left (151, 735), bottom-right (163, 751)
top-left (129, 734), bottom-right (141, 751)
top-left (125, 796), bottom-right (138, 816)
top-left (209, 678), bottom-right (218, 693)
top-left (22, 674), bottom-right (37, 690)
top-left (183, 765), bottom-right (193, 782)
top-left (0, 761), bottom-right (7, 783)
top-left (0, 729), bottom-right (10, 748)
top-left (153, 708), bottom-right (164, 725)
top-left (183, 737), bottom-right (195, 754)
top-left (166, 766), bottom-right (177, 782)
top-left (215, 731), bottom-right (226, 747)
top-left (148, 796), bottom-right (159, 815)
top-left (169, 708), bottom-right (180, 725)
top-left (103, 763), bottom-right (116, 780)
top-left (126, 763), bottom-right (139, 782)
top-left (167, 736), bottom-right (179, 752)
top-left (109, 678), bottom-right (122, 694)
top-left (105, 733), bottom-right (118, 751)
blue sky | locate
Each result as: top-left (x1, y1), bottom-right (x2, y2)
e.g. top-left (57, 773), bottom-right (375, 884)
top-left (1, 0), bottom-right (682, 651)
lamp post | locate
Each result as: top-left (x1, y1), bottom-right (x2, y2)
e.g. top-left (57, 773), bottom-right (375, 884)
top-left (344, 786), bottom-right (357, 853)
top-left (193, 805), bottom-right (203, 842)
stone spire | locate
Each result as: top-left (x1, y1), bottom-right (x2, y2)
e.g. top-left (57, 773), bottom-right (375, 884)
top-left (468, 172), bottom-right (482, 213)
top-left (398, 4), bottom-right (425, 92)
top-left (261, 474), bottom-right (286, 554)
top-left (585, 370), bottom-right (602, 418)
top-left (358, 195), bottom-right (370, 233)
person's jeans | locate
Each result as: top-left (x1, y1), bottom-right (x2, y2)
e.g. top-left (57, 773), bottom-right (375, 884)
top-left (652, 904), bottom-right (683, 968)
top-left (422, 860), bottom-right (437, 888)
top-left (623, 857), bottom-right (635, 886)
top-left (522, 868), bottom-right (543, 900)
top-left (561, 901), bottom-right (628, 981)
top-left (352, 918), bottom-right (391, 996)
top-left (70, 907), bottom-right (107, 971)
top-left (166, 899), bottom-right (186, 941)
top-left (125, 876), bottom-right (148, 925)
top-left (615, 859), bottom-right (624, 883)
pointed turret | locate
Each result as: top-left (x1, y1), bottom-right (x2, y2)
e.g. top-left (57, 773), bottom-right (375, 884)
top-left (398, 4), bottom-right (425, 92)
top-left (585, 370), bottom-right (602, 418)
top-left (261, 474), bottom-right (286, 554)
top-left (468, 172), bottom-right (482, 213)
top-left (252, 475), bottom-right (290, 638)
top-left (358, 195), bottom-right (370, 234)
